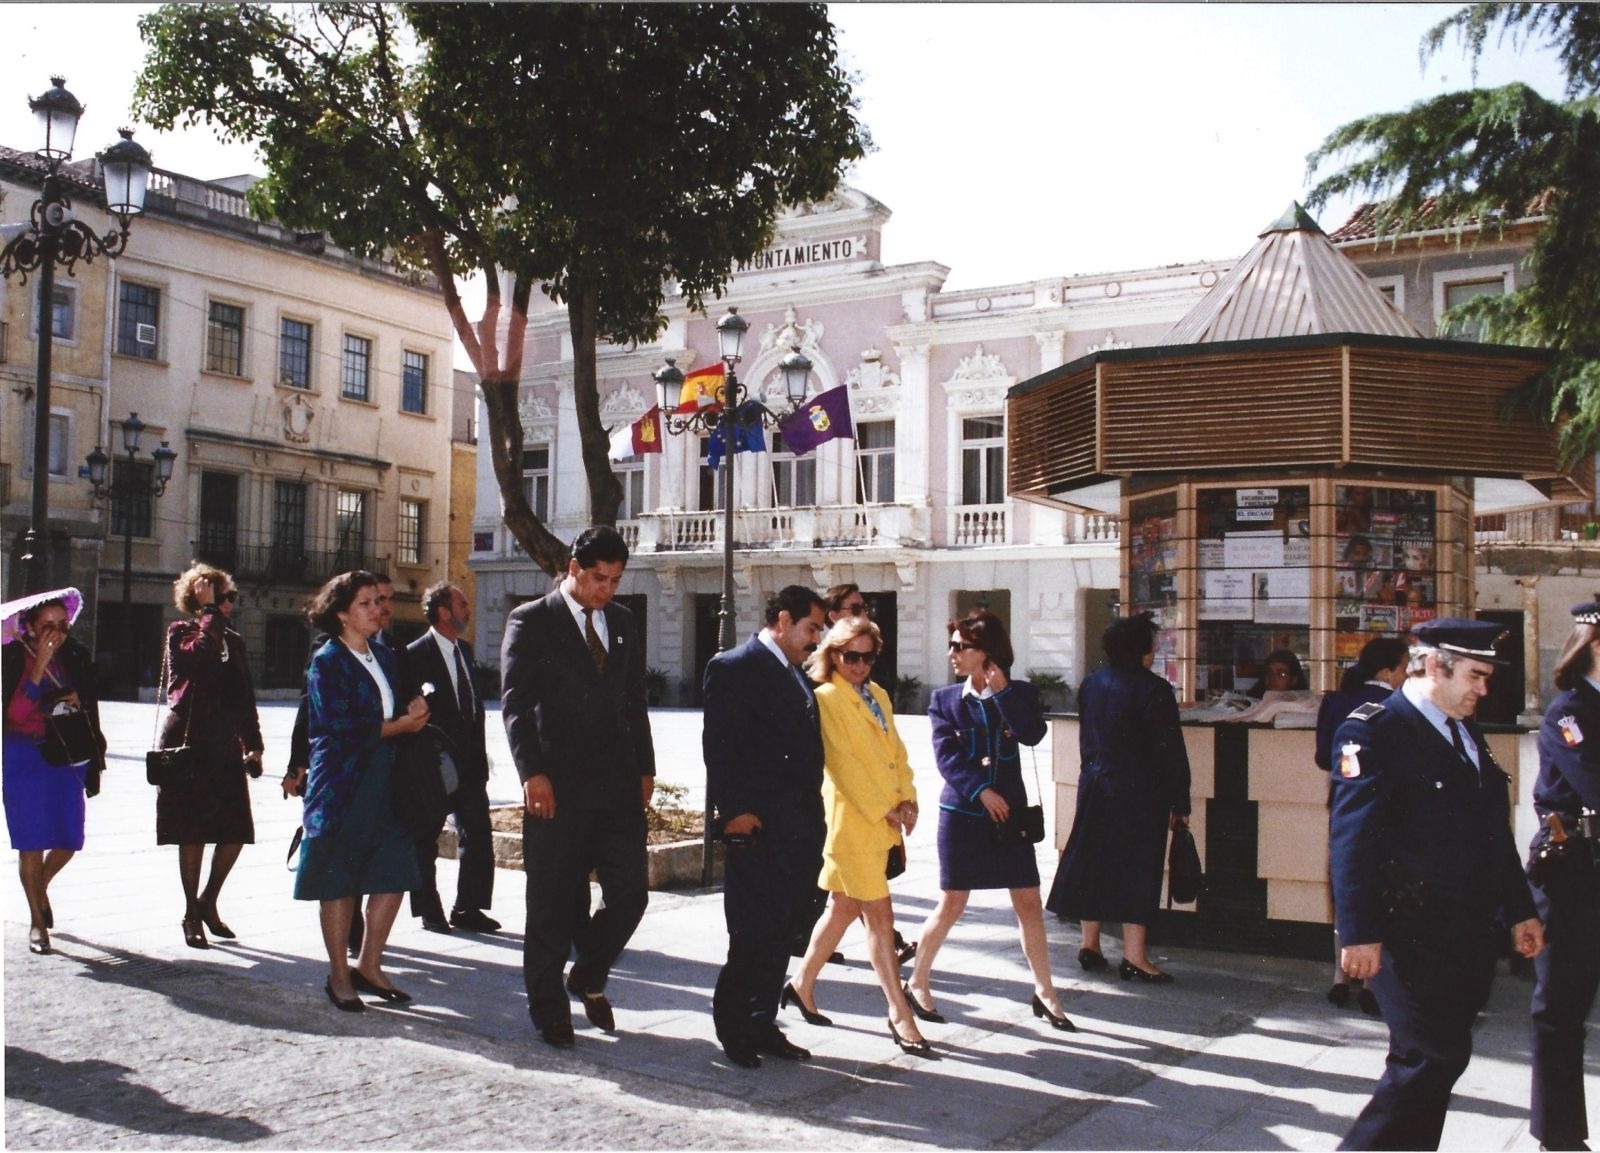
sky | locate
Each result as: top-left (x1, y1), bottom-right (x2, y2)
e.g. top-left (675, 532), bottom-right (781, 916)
top-left (1, 3), bottom-right (1570, 298)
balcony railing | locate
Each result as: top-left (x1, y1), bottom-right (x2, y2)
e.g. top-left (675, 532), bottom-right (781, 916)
top-left (1475, 505), bottom-right (1597, 543)
top-left (629, 503), bottom-right (934, 553)
top-left (950, 504), bottom-right (1008, 546)
top-left (193, 532), bottom-right (384, 588)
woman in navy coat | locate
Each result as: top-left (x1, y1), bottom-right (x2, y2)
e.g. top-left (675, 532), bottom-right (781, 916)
top-left (1047, 613), bottom-right (1190, 982)
top-left (904, 610), bottom-right (1074, 1031)
top-left (1528, 601), bottom-right (1600, 1152)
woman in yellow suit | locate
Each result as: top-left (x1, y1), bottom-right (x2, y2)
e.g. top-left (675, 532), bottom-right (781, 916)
top-left (783, 617), bottom-right (933, 1056)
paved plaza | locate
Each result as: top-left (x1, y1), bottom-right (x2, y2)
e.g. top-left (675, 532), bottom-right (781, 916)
top-left (3, 700), bottom-right (1585, 1149)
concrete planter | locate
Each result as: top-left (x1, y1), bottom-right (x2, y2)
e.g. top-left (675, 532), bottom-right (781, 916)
top-left (440, 805), bottom-right (721, 889)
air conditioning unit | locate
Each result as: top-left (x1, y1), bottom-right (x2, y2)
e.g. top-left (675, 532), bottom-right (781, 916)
top-left (135, 323), bottom-right (157, 346)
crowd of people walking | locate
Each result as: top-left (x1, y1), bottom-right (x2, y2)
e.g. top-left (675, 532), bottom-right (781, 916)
top-left (3, 534), bottom-right (1596, 1150)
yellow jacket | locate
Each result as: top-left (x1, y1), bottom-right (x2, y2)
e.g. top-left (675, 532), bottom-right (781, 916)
top-left (816, 674), bottom-right (917, 861)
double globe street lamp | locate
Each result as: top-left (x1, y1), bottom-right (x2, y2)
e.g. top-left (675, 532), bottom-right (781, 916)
top-left (652, 306), bottom-right (811, 884)
top-left (1, 76), bottom-right (152, 593)
top-left (86, 414), bottom-right (176, 697)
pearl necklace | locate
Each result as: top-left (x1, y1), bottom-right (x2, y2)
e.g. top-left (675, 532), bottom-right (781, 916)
top-left (343, 639), bottom-right (376, 664)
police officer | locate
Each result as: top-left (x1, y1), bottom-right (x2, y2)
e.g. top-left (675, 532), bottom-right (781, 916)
top-left (1530, 601), bottom-right (1600, 1152)
top-left (1329, 618), bottom-right (1544, 1150)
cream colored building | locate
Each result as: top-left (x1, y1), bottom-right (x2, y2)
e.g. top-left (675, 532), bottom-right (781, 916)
top-left (2, 152), bottom-right (456, 693)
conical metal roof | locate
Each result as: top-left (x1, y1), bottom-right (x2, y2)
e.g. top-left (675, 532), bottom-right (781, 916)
top-left (1160, 202), bottom-right (1423, 345)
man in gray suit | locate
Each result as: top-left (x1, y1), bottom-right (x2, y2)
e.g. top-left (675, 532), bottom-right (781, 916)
top-left (501, 526), bottom-right (655, 1048)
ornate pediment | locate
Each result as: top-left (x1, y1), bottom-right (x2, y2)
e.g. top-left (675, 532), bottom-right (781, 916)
top-left (759, 305), bottom-right (824, 356)
top-left (601, 383), bottom-right (649, 422)
top-left (518, 391), bottom-right (556, 433)
top-left (942, 345), bottom-right (1013, 413)
top-left (1087, 331), bottom-right (1133, 353)
top-left (951, 344), bottom-right (1008, 382)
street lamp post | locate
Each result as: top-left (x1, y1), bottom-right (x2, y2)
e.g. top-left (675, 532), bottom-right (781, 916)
top-left (87, 414), bottom-right (176, 698)
top-left (653, 306), bottom-right (813, 883)
top-left (1, 77), bottom-right (152, 594)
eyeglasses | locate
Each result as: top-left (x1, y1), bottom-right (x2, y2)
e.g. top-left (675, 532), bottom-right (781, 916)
top-left (842, 601), bottom-right (869, 615)
top-left (949, 641), bottom-right (981, 653)
top-left (839, 650), bottom-right (878, 666)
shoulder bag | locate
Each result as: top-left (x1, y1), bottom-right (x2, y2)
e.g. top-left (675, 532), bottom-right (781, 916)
top-left (1166, 823), bottom-right (1203, 907)
top-left (146, 641), bottom-right (199, 788)
top-left (988, 746), bottom-right (1047, 848)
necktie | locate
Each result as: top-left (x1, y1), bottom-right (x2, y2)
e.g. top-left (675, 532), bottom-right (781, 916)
top-left (584, 608), bottom-right (607, 673)
top-left (453, 643), bottom-right (474, 717)
top-left (793, 664), bottom-right (815, 717)
top-left (1447, 717), bottom-right (1478, 777)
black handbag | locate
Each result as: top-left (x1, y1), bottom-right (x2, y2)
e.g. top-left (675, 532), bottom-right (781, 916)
top-left (39, 687), bottom-right (97, 766)
top-left (391, 724), bottom-right (461, 840)
top-left (1166, 824), bottom-right (1203, 906)
top-left (146, 642), bottom-right (197, 788)
top-left (886, 842), bottom-right (906, 880)
top-left (987, 747), bottom-right (1047, 848)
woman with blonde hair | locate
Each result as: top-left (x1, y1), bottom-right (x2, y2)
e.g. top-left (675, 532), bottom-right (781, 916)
top-left (158, 563), bottom-right (263, 949)
top-left (784, 617), bottom-right (932, 1056)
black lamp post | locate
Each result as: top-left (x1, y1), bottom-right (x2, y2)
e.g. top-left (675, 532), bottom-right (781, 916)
top-left (1, 77), bottom-right (152, 594)
top-left (87, 413), bottom-right (176, 697)
top-left (653, 306), bottom-right (812, 882)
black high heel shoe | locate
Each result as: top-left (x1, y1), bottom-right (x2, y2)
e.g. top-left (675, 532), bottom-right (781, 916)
top-left (324, 978), bottom-right (366, 1012)
top-left (28, 926), bottom-right (51, 955)
top-left (1031, 994), bottom-right (1077, 1032)
top-left (887, 1016), bottom-right (937, 1058)
top-left (1119, 959), bottom-right (1174, 985)
top-left (351, 970), bottom-right (413, 1004)
top-left (903, 981), bottom-right (946, 1024)
top-left (780, 982), bottom-right (831, 1026)
top-left (182, 915), bottom-right (209, 950)
top-left (1078, 947), bottom-right (1108, 972)
top-left (198, 900), bottom-right (236, 940)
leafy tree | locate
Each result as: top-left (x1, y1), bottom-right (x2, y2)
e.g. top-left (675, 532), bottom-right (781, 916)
top-left (1305, 4), bottom-right (1600, 460)
top-left (134, 3), bottom-right (865, 575)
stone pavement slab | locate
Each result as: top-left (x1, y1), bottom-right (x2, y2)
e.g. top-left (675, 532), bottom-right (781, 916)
top-left (2, 701), bottom-right (1593, 1148)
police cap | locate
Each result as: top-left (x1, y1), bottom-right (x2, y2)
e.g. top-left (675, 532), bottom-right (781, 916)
top-left (1572, 601), bottom-right (1600, 626)
top-left (1412, 617), bottom-right (1509, 665)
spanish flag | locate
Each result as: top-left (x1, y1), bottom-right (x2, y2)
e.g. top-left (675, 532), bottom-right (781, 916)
top-left (679, 364), bottom-right (725, 412)
top-left (608, 406), bottom-right (664, 461)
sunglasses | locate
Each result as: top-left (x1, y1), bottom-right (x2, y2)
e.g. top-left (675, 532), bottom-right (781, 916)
top-left (842, 601), bottom-right (869, 615)
top-left (948, 641), bottom-right (981, 653)
top-left (839, 650), bottom-right (878, 667)
top-left (220, 591), bottom-right (238, 604)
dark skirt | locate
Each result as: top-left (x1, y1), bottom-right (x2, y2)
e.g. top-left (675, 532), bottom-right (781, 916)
top-left (294, 743), bottom-right (420, 901)
top-left (1046, 770), bottom-right (1168, 925)
top-left (155, 741), bottom-right (254, 846)
top-left (937, 807), bottom-right (1040, 891)
top-left (3, 732), bottom-right (86, 852)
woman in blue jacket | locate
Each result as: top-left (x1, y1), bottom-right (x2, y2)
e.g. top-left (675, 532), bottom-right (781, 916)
top-left (1047, 613), bottom-right (1190, 983)
top-left (904, 610), bottom-right (1073, 1031)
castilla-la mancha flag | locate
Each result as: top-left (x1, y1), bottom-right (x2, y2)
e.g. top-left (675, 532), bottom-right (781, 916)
top-left (678, 364), bottom-right (725, 412)
top-left (776, 385), bottom-right (853, 455)
top-left (608, 406), bottom-right (663, 461)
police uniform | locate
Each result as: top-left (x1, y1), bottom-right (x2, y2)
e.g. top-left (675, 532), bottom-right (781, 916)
top-left (1329, 618), bottom-right (1537, 1151)
top-left (1530, 602), bottom-right (1600, 1151)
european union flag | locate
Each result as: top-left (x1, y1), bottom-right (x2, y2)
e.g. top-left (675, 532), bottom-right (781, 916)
top-left (707, 401), bottom-right (768, 469)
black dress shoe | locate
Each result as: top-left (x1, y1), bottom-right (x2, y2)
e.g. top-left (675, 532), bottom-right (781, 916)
top-left (566, 978), bottom-right (615, 1031)
top-left (538, 1019), bottom-right (576, 1049)
top-left (351, 970), bottom-right (413, 1004)
top-left (897, 939), bottom-right (919, 966)
top-left (420, 914), bottom-right (453, 935)
top-left (903, 982), bottom-right (946, 1024)
top-left (1031, 994), bottom-right (1077, 1032)
top-left (1078, 947), bottom-right (1109, 972)
top-left (720, 1039), bottom-right (761, 1068)
top-left (753, 1027), bottom-right (811, 1061)
top-left (781, 982), bottom-right (833, 1026)
top-left (449, 908), bottom-right (501, 933)
top-left (324, 978), bottom-right (366, 1012)
top-left (1119, 959), bottom-right (1174, 984)
top-left (887, 1016), bottom-right (937, 1058)
top-left (1357, 986), bottom-right (1381, 1017)
top-left (826, 950), bottom-right (846, 965)
top-left (1327, 981), bottom-right (1351, 1008)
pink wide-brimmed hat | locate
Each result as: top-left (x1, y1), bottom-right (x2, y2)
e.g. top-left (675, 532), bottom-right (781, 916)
top-left (0, 587), bottom-right (84, 645)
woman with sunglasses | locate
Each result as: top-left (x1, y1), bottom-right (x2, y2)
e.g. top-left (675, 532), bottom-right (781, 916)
top-left (905, 610), bottom-right (1074, 1032)
top-left (157, 563), bottom-right (264, 949)
top-left (784, 617), bottom-right (932, 1055)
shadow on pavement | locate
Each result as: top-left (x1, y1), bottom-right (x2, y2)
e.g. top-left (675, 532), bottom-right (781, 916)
top-left (5, 1045), bottom-right (274, 1142)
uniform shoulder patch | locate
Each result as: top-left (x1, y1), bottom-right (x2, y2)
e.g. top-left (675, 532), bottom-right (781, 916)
top-left (1347, 702), bottom-right (1386, 722)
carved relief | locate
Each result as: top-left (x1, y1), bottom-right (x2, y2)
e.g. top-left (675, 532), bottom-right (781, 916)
top-left (600, 383), bottom-right (649, 422)
top-left (759, 305), bottom-right (824, 356)
top-left (1087, 331), bottom-right (1133, 353)
top-left (951, 344), bottom-right (1008, 382)
top-left (518, 391), bottom-right (556, 435)
top-left (282, 393), bottom-right (315, 444)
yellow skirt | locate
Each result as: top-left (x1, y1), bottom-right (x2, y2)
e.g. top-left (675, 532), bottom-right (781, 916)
top-left (819, 846), bottom-right (893, 903)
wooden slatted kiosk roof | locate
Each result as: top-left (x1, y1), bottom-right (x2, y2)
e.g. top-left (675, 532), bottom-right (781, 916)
top-left (1008, 205), bottom-right (1582, 514)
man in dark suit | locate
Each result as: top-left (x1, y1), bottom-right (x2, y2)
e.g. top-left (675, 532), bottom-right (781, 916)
top-left (1330, 618), bottom-right (1544, 1150)
top-left (702, 585), bottom-right (829, 1069)
top-left (500, 526), bottom-right (655, 1049)
top-left (407, 582), bottom-right (498, 935)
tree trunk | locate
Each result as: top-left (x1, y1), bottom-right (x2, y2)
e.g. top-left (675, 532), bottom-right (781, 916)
top-left (568, 282), bottom-right (623, 527)
top-left (479, 369), bottom-right (570, 577)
